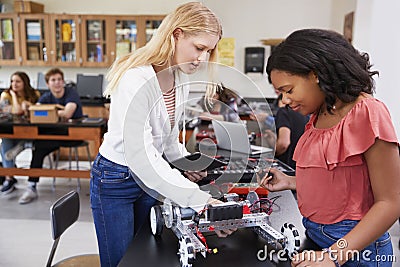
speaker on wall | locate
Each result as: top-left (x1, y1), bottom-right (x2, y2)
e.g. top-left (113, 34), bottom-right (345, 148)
top-left (244, 47), bottom-right (265, 73)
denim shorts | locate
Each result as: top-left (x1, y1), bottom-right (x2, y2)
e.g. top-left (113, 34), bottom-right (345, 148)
top-left (90, 153), bottom-right (157, 267)
top-left (302, 217), bottom-right (394, 267)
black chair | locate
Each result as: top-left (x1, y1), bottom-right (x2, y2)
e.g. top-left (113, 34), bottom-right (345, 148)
top-left (46, 191), bottom-right (100, 267)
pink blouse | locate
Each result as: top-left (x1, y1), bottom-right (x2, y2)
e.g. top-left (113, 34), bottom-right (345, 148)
top-left (293, 97), bottom-right (398, 224)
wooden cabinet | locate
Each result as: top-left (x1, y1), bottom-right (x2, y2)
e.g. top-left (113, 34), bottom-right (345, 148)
top-left (141, 15), bottom-right (164, 47)
top-left (49, 14), bottom-right (82, 67)
top-left (0, 13), bottom-right (21, 65)
top-left (0, 13), bottom-right (165, 67)
top-left (82, 105), bottom-right (109, 119)
top-left (87, 15), bottom-right (165, 66)
top-left (2, 13), bottom-right (81, 67)
top-left (80, 15), bottom-right (111, 67)
top-left (19, 13), bottom-right (51, 66)
top-left (108, 16), bottom-right (138, 63)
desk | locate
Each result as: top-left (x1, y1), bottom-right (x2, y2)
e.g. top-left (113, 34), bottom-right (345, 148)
top-left (118, 190), bottom-right (318, 267)
top-left (0, 117), bottom-right (106, 178)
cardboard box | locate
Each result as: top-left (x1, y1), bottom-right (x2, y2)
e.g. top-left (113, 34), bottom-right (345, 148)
top-left (29, 104), bottom-right (62, 123)
top-left (14, 1), bottom-right (44, 13)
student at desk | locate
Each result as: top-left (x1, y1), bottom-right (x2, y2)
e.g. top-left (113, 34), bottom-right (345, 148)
top-left (250, 93), bottom-right (309, 169)
top-left (0, 71), bottom-right (40, 195)
top-left (18, 68), bottom-right (83, 204)
top-left (198, 83), bottom-right (240, 123)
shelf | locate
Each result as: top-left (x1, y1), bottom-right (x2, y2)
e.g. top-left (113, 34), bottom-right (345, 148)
top-left (0, 13), bottom-right (165, 67)
top-left (26, 40), bottom-right (44, 43)
top-left (58, 41), bottom-right (76, 44)
top-left (260, 38), bottom-right (284, 46)
top-left (87, 40), bottom-right (104, 44)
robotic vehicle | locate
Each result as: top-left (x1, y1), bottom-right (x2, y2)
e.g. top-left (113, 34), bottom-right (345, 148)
top-left (149, 191), bottom-right (301, 267)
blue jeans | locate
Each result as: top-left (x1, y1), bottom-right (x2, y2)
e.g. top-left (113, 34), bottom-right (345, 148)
top-left (303, 217), bottom-right (393, 267)
top-left (90, 153), bottom-right (157, 267)
top-left (0, 139), bottom-right (19, 168)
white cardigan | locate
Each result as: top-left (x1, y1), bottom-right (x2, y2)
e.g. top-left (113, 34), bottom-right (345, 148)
top-left (100, 66), bottom-right (210, 212)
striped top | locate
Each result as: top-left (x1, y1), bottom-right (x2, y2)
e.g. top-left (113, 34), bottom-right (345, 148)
top-left (163, 88), bottom-right (176, 128)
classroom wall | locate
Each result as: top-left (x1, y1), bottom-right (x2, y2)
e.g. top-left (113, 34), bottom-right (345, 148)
top-left (353, 0), bottom-right (400, 137)
top-left (0, 0), bottom-right (355, 98)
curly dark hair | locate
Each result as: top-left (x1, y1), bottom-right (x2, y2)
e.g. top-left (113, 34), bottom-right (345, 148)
top-left (215, 83), bottom-right (238, 104)
top-left (200, 83), bottom-right (239, 111)
top-left (266, 29), bottom-right (379, 113)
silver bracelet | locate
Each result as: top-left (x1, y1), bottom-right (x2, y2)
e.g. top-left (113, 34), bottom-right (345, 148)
top-left (322, 247), bottom-right (341, 267)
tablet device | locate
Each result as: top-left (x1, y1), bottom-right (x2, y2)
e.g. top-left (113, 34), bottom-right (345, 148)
top-left (169, 152), bottom-right (227, 172)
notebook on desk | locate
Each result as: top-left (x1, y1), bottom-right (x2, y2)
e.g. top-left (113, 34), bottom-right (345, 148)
top-left (212, 120), bottom-right (272, 155)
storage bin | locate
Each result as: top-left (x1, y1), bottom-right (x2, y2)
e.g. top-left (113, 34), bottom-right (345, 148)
top-left (14, 1), bottom-right (44, 13)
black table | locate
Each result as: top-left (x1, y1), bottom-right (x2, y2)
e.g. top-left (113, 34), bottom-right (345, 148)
top-left (118, 190), bottom-right (318, 267)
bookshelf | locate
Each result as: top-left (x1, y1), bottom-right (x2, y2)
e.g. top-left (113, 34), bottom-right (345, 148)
top-left (19, 13), bottom-right (51, 66)
top-left (49, 14), bottom-right (81, 67)
top-left (0, 13), bottom-right (165, 67)
top-left (80, 15), bottom-right (110, 67)
top-left (0, 13), bottom-right (21, 65)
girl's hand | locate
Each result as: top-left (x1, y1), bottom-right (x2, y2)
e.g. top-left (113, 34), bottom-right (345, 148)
top-left (263, 129), bottom-right (277, 147)
top-left (291, 250), bottom-right (336, 267)
top-left (21, 100), bottom-right (32, 111)
top-left (184, 170), bottom-right (207, 183)
top-left (249, 112), bottom-right (268, 122)
top-left (258, 168), bottom-right (296, 191)
top-left (206, 198), bottom-right (237, 237)
top-left (9, 89), bottom-right (17, 98)
top-left (199, 112), bottom-right (223, 121)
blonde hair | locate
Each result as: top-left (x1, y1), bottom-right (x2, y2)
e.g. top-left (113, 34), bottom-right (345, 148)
top-left (104, 1), bottom-right (222, 97)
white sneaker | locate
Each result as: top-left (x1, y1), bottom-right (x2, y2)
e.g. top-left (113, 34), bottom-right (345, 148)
top-left (5, 141), bottom-right (25, 161)
top-left (18, 187), bottom-right (38, 204)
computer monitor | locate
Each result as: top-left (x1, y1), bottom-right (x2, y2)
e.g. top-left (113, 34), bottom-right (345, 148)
top-left (76, 74), bottom-right (104, 99)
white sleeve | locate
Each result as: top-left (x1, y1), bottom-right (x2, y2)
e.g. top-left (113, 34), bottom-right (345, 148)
top-left (122, 76), bottom-right (210, 212)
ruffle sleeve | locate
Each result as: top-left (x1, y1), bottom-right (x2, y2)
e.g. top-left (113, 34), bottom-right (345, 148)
top-left (293, 98), bottom-right (398, 170)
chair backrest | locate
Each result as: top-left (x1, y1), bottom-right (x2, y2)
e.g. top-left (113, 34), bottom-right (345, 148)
top-left (47, 191), bottom-right (100, 267)
top-left (47, 191), bottom-right (80, 267)
top-left (51, 190), bottom-right (80, 240)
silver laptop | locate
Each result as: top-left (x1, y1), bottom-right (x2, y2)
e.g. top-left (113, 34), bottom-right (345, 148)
top-left (211, 120), bottom-right (273, 155)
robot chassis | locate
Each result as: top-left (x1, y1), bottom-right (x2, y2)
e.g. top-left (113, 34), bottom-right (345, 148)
top-left (150, 191), bottom-right (301, 267)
